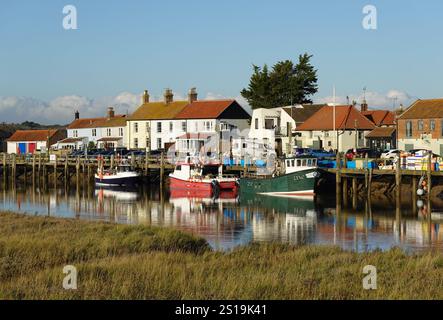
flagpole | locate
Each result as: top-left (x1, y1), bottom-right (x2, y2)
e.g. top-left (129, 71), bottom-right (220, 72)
top-left (333, 86), bottom-right (336, 152)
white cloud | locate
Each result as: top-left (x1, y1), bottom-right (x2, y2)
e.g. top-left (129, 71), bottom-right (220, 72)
top-left (314, 89), bottom-right (414, 109)
top-left (0, 91), bottom-right (252, 124)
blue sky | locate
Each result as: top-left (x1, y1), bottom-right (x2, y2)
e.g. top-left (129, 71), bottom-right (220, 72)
top-left (1, 0), bottom-right (442, 123)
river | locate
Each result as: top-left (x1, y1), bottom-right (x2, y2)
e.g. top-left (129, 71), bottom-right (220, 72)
top-left (0, 183), bottom-right (442, 252)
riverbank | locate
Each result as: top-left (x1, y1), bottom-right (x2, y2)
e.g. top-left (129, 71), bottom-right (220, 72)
top-left (1, 211), bottom-right (443, 300)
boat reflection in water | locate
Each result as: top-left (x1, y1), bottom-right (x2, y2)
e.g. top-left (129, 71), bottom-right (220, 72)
top-left (1, 183), bottom-right (443, 252)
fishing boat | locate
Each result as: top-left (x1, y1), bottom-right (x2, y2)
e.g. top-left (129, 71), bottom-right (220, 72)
top-left (239, 156), bottom-right (319, 197)
top-left (169, 161), bottom-right (238, 192)
top-left (95, 163), bottom-right (140, 186)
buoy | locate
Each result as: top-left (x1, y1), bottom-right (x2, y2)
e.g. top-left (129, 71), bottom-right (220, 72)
top-left (417, 199), bottom-right (424, 208)
top-left (417, 188), bottom-right (425, 196)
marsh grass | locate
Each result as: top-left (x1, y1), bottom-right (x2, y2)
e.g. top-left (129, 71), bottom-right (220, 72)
top-left (1, 212), bottom-right (443, 299)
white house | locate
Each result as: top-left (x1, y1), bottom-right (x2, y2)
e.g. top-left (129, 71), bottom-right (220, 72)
top-left (241, 104), bottom-right (325, 157)
top-left (295, 105), bottom-right (375, 152)
top-left (6, 129), bottom-right (66, 154)
top-left (126, 88), bottom-right (251, 156)
top-left (63, 107), bottom-right (127, 150)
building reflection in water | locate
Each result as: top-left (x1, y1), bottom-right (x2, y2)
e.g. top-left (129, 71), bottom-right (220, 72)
top-left (1, 183), bottom-right (443, 252)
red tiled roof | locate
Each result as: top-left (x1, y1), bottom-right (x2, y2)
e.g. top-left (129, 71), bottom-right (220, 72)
top-left (7, 129), bottom-right (59, 142)
top-left (296, 105), bottom-right (375, 131)
top-left (362, 110), bottom-right (395, 126)
top-left (399, 99), bottom-right (443, 119)
top-left (175, 100), bottom-right (246, 119)
top-left (366, 126), bottom-right (396, 138)
top-left (67, 115), bottom-right (125, 129)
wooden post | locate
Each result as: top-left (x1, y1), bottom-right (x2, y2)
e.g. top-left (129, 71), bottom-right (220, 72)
top-left (364, 153), bottom-right (369, 190)
top-left (395, 152), bottom-right (402, 200)
top-left (412, 176), bottom-right (417, 215)
top-left (76, 157), bottom-right (80, 191)
top-left (336, 152), bottom-right (342, 199)
top-left (110, 155), bottom-right (114, 170)
top-left (32, 154), bottom-right (36, 183)
top-left (11, 153), bottom-right (16, 185)
top-left (53, 155), bottom-right (57, 188)
top-left (427, 151), bottom-right (432, 199)
top-left (160, 152), bottom-right (165, 185)
top-left (352, 176), bottom-right (358, 210)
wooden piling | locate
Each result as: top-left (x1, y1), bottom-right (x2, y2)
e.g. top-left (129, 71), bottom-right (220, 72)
top-left (160, 152), bottom-right (165, 185)
top-left (335, 153), bottom-right (342, 199)
top-left (427, 151), bottom-right (432, 196)
top-left (395, 154), bottom-right (402, 198)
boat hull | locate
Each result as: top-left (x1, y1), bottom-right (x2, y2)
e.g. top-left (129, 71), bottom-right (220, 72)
top-left (239, 168), bottom-right (317, 197)
top-left (169, 177), bottom-right (214, 192)
top-left (94, 175), bottom-right (140, 186)
top-left (217, 180), bottom-right (238, 190)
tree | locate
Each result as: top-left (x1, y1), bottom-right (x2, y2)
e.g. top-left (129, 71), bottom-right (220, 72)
top-left (241, 53), bottom-right (318, 109)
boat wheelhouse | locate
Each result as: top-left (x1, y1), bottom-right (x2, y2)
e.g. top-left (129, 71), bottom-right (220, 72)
top-left (239, 156), bottom-right (319, 198)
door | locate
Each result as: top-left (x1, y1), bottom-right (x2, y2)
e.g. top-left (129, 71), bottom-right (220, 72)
top-left (28, 143), bottom-right (36, 154)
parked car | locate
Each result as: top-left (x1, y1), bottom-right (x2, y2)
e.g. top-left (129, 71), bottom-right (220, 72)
top-left (307, 149), bottom-right (335, 158)
top-left (380, 149), bottom-right (402, 159)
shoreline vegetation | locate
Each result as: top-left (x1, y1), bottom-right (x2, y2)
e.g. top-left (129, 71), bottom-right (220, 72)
top-left (1, 212), bottom-right (443, 300)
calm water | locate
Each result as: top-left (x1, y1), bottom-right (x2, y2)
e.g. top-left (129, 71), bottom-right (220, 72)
top-left (1, 183), bottom-right (443, 252)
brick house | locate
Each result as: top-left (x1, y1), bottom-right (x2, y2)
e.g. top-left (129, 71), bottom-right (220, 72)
top-left (397, 98), bottom-right (443, 155)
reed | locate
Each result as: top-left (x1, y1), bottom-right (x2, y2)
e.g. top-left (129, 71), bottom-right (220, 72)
top-left (1, 211), bottom-right (442, 300)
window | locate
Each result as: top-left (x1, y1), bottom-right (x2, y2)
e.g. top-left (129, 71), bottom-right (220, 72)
top-left (157, 122), bottom-right (162, 133)
top-left (297, 160), bottom-right (301, 166)
top-left (358, 131), bottom-right (363, 140)
top-left (418, 120), bottom-right (424, 131)
top-left (107, 128), bottom-right (111, 136)
top-left (264, 119), bottom-right (274, 129)
top-left (406, 121), bottom-right (412, 137)
top-left (146, 123), bottom-right (150, 133)
top-left (430, 120), bottom-right (436, 131)
top-left (73, 130), bottom-right (78, 138)
top-left (157, 138), bottom-right (162, 149)
top-left (146, 137), bottom-right (150, 149)
top-left (134, 138), bottom-right (138, 148)
top-left (119, 128), bottom-right (123, 136)
top-left (204, 121), bottom-right (213, 131)
top-left (134, 122), bottom-right (138, 133)
top-left (255, 118), bottom-right (259, 129)
top-left (169, 122), bottom-right (173, 132)
top-left (92, 129), bottom-right (96, 137)
top-left (182, 121), bottom-right (187, 132)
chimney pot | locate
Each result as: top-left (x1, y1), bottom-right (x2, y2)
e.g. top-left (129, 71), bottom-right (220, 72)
top-left (142, 90), bottom-right (150, 104)
top-left (74, 110), bottom-right (80, 120)
top-left (164, 88), bottom-right (174, 104)
top-left (361, 100), bottom-right (368, 112)
top-left (107, 107), bottom-right (115, 119)
top-left (188, 87), bottom-right (198, 103)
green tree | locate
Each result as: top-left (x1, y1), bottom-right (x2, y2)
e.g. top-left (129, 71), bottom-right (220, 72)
top-left (241, 53), bottom-right (318, 109)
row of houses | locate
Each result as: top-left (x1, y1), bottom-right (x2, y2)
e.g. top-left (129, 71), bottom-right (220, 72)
top-left (5, 88), bottom-right (443, 158)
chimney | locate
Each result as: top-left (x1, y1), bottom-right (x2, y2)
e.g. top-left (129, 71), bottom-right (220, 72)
top-left (164, 88), bottom-right (174, 104)
top-left (188, 87), bottom-right (198, 103)
top-left (361, 99), bottom-right (368, 112)
top-left (142, 90), bottom-right (150, 104)
top-left (74, 110), bottom-right (80, 120)
top-left (107, 107), bottom-right (115, 120)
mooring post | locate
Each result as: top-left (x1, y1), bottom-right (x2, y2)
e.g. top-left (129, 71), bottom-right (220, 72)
top-left (11, 153), bottom-right (16, 185)
top-left (160, 152), bottom-right (165, 186)
top-left (32, 154), bottom-right (36, 183)
top-left (342, 156), bottom-right (348, 203)
top-left (364, 153), bottom-right (369, 190)
top-left (395, 153), bottom-right (402, 201)
top-left (427, 151), bottom-right (432, 199)
top-left (352, 176), bottom-right (358, 210)
top-left (53, 155), bottom-right (58, 188)
top-left (336, 152), bottom-right (342, 199)
top-left (110, 155), bottom-right (114, 170)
